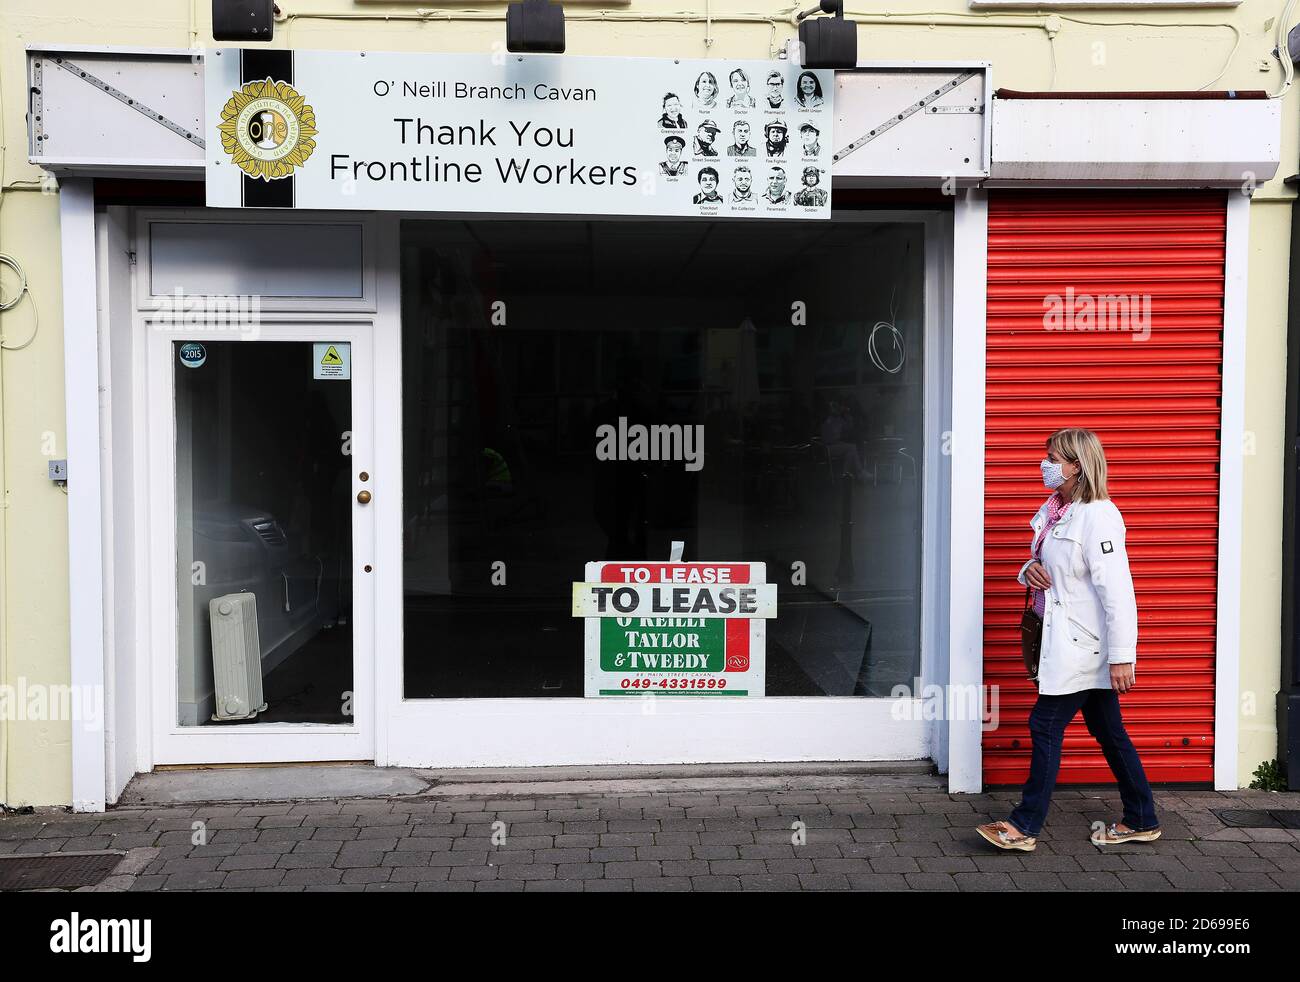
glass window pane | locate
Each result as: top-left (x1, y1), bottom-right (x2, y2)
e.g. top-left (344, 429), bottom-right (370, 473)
top-left (151, 222), bottom-right (364, 298)
top-left (401, 218), bottom-right (926, 698)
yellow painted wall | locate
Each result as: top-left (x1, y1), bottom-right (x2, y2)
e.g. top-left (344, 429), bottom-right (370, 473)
top-left (0, 188), bottom-right (69, 807)
top-left (1241, 196), bottom-right (1290, 786)
top-left (0, 0), bottom-right (1294, 803)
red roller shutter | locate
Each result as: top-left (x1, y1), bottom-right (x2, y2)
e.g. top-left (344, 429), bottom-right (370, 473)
top-left (983, 191), bottom-right (1224, 786)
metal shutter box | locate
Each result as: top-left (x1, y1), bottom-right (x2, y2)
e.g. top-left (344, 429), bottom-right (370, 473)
top-left (983, 191), bottom-right (1224, 785)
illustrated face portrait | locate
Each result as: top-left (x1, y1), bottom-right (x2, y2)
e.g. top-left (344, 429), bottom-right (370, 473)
top-left (767, 77), bottom-right (784, 99)
top-left (696, 73), bottom-right (717, 98)
top-left (697, 126), bottom-right (716, 146)
top-left (766, 127), bottom-right (787, 148)
top-left (734, 122), bottom-right (750, 144)
top-left (768, 169), bottom-right (786, 196)
top-left (729, 70), bottom-right (749, 96)
top-left (801, 128), bottom-right (818, 150)
top-left (800, 74), bottom-right (818, 98)
top-left (699, 171), bottom-right (718, 194)
top-left (803, 169), bottom-right (819, 187)
top-left (735, 168), bottom-right (752, 192)
top-left (666, 143), bottom-right (683, 163)
top-left (663, 96), bottom-right (682, 117)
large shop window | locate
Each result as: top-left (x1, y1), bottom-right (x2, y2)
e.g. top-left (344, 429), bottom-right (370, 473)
top-left (401, 218), bottom-right (927, 698)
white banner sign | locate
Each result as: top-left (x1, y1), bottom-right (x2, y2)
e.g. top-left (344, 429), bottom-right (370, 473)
top-left (571, 582), bottom-right (777, 618)
top-left (205, 48), bottom-right (834, 219)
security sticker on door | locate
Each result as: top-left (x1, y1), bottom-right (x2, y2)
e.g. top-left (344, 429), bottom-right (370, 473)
top-left (314, 343), bottom-right (350, 380)
top-left (572, 562), bottom-right (775, 697)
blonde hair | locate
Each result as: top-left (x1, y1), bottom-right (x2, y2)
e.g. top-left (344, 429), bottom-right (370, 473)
top-left (1047, 427), bottom-right (1109, 503)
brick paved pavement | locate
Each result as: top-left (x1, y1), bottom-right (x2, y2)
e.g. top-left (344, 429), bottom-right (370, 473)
top-left (3, 777), bottom-right (1298, 891)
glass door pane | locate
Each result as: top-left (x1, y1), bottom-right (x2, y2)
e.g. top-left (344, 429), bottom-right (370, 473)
top-left (173, 339), bottom-right (355, 726)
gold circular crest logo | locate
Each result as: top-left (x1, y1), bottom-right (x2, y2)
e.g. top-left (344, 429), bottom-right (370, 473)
top-left (217, 78), bottom-right (318, 181)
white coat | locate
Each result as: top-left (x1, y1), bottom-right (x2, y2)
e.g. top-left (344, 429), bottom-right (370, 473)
top-left (1016, 495), bottom-right (1138, 695)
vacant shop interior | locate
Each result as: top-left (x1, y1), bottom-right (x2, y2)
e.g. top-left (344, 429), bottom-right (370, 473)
top-left (399, 216), bottom-right (932, 699)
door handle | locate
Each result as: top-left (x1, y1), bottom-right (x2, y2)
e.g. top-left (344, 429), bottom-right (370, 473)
top-left (357, 490), bottom-right (372, 505)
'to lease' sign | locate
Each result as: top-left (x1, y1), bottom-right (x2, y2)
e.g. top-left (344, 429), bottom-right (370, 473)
top-left (574, 562), bottom-right (771, 698)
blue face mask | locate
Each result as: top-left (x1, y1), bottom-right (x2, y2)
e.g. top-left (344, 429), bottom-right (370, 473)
top-left (1041, 458), bottom-right (1066, 489)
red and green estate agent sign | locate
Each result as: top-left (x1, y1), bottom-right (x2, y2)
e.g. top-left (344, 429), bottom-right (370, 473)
top-left (572, 562), bottom-right (776, 697)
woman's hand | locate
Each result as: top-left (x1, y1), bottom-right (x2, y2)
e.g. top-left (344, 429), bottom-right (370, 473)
top-left (1110, 663), bottom-right (1136, 693)
top-left (1024, 561), bottom-right (1052, 590)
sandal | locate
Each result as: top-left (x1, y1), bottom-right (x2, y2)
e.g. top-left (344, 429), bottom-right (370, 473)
top-left (975, 820), bottom-right (1037, 852)
top-left (1093, 821), bottom-right (1161, 846)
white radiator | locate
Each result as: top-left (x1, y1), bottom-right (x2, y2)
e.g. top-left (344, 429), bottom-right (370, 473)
top-left (209, 593), bottom-right (268, 722)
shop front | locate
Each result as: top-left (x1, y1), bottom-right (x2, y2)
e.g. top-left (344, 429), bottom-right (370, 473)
top-left (124, 202), bottom-right (952, 777)
top-left (22, 39), bottom-right (1279, 810)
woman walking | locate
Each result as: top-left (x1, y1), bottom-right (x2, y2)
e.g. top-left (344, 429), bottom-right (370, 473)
top-left (976, 428), bottom-right (1161, 852)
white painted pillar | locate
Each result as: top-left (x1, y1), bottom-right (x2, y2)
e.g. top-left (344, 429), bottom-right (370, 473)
top-left (1215, 190), bottom-right (1249, 791)
top-left (61, 178), bottom-right (107, 812)
top-left (947, 188), bottom-right (988, 793)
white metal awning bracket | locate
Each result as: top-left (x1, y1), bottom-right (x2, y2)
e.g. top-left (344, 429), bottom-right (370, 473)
top-left (833, 69), bottom-right (979, 165)
top-left (46, 55), bottom-right (205, 149)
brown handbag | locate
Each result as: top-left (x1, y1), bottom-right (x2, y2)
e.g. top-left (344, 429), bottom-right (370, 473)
top-left (1019, 587), bottom-right (1042, 684)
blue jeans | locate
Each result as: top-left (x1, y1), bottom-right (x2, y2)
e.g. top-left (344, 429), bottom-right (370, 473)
top-left (1007, 688), bottom-right (1159, 837)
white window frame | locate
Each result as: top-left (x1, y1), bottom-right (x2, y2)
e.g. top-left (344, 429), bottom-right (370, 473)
top-left (374, 209), bottom-right (950, 770)
top-left (141, 319), bottom-right (378, 765)
top-left (131, 211), bottom-right (382, 768)
top-left (135, 211), bottom-right (378, 314)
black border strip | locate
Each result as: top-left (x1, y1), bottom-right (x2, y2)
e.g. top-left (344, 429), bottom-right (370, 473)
top-left (240, 49), bottom-right (295, 208)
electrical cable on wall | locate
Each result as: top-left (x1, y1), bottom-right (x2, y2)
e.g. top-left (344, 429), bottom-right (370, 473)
top-left (0, 253), bottom-right (40, 351)
top-left (867, 286), bottom-right (906, 375)
top-left (1269, 0), bottom-right (1298, 97)
top-left (294, 7), bottom-right (1247, 91)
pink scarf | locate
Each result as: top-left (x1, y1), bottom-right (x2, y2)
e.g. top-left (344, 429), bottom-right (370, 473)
top-left (1031, 493), bottom-right (1069, 616)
